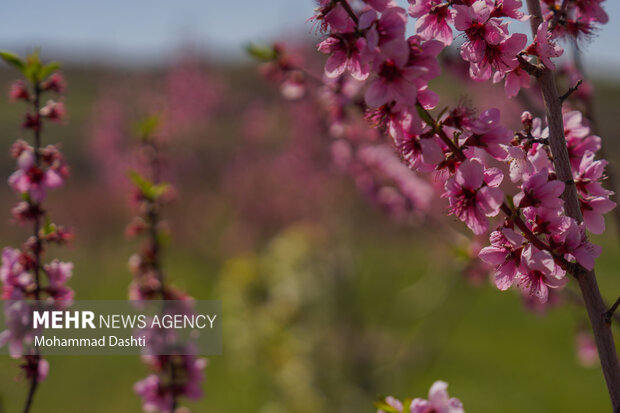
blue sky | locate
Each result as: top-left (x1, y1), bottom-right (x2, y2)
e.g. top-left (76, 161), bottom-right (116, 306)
top-left (1, 0), bottom-right (619, 76)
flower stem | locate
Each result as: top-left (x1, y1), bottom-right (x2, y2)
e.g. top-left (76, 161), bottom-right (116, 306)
top-left (22, 370), bottom-right (39, 413)
top-left (22, 82), bottom-right (43, 413)
top-left (525, 0), bottom-right (620, 409)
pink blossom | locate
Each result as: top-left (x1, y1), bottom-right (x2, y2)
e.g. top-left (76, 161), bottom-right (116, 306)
top-left (0, 248), bottom-right (32, 299)
top-left (513, 169), bottom-right (565, 209)
top-left (44, 260), bottom-right (74, 304)
top-left (362, 7), bottom-right (408, 49)
top-left (575, 0), bottom-right (608, 25)
top-left (525, 22), bottom-right (563, 70)
top-left (377, 396), bottom-right (403, 413)
top-left (364, 41), bottom-right (427, 107)
top-left (461, 108), bottom-right (513, 160)
top-left (575, 150), bottom-right (611, 197)
top-left (580, 195), bottom-right (616, 234)
top-left (41, 73), bottom-right (66, 93)
top-left (357, 144), bottom-right (435, 213)
top-left (489, 0), bottom-right (527, 21)
top-left (455, 1), bottom-right (506, 63)
top-left (493, 65), bottom-right (530, 98)
top-left (8, 149), bottom-right (64, 203)
top-left (576, 330), bottom-right (598, 368)
top-left (318, 34), bottom-right (371, 80)
top-left (410, 380), bottom-right (465, 413)
top-left (563, 111), bottom-right (601, 170)
top-left (39, 100), bottom-right (66, 122)
top-left (367, 103), bottom-right (423, 140)
top-left (479, 227), bottom-right (524, 290)
top-left (505, 145), bottom-right (534, 183)
top-left (399, 129), bottom-right (445, 171)
top-left (0, 301), bottom-right (35, 357)
top-left (406, 35), bottom-right (444, 85)
top-left (311, 1), bottom-right (356, 33)
top-left (517, 244), bottom-right (567, 303)
top-left (408, 0), bottom-right (456, 45)
top-left (134, 374), bottom-right (173, 412)
top-left (9, 81), bottom-right (30, 102)
top-left (469, 33), bottom-right (528, 81)
top-left (444, 158), bottom-right (504, 235)
top-left (551, 220), bottom-right (601, 270)
top-left (522, 206), bottom-right (571, 236)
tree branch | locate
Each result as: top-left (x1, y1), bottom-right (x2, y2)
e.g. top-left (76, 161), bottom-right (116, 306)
top-left (525, 1), bottom-right (620, 410)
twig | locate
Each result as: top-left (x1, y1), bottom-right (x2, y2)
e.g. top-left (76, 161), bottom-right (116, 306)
top-left (605, 296), bottom-right (620, 324)
top-left (336, 0), bottom-right (358, 25)
top-left (559, 79), bottom-right (583, 103)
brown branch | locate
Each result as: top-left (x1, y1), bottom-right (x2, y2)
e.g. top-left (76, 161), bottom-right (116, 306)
top-left (23, 81), bottom-right (43, 413)
top-left (336, 0), bottom-right (359, 25)
top-left (605, 296), bottom-right (620, 324)
top-left (525, 1), bottom-right (620, 410)
top-left (559, 79), bottom-right (583, 103)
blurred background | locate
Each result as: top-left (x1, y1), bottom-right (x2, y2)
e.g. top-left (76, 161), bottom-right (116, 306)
top-left (0, 1), bottom-right (620, 412)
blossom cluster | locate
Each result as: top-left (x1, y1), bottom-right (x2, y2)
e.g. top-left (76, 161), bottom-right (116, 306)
top-left (377, 380), bottom-right (464, 413)
top-left (0, 52), bottom-right (73, 389)
top-left (126, 118), bottom-right (206, 413)
top-left (296, 0), bottom-right (614, 305)
top-left (542, 0), bottom-right (608, 40)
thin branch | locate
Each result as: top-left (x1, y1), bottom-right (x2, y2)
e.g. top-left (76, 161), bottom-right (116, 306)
top-left (559, 79), bottom-right (583, 103)
top-left (336, 0), bottom-right (359, 25)
top-left (605, 296), bottom-right (620, 324)
top-left (23, 81), bottom-right (43, 413)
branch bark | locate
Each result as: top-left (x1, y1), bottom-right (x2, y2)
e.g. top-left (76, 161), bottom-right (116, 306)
top-left (525, 1), bottom-right (620, 410)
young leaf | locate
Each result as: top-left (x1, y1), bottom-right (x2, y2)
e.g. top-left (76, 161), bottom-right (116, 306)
top-left (0, 50), bottom-right (25, 72)
top-left (415, 103), bottom-right (435, 128)
top-left (39, 62), bottom-right (61, 81)
top-left (134, 115), bottom-right (160, 141)
top-left (245, 43), bottom-right (278, 62)
top-left (373, 400), bottom-right (399, 412)
top-left (128, 170), bottom-right (153, 196)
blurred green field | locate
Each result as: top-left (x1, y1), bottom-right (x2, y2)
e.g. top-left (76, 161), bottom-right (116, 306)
top-left (0, 62), bottom-right (619, 412)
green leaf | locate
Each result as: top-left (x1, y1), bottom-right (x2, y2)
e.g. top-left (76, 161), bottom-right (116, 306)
top-left (245, 43), bottom-right (278, 62)
top-left (43, 215), bottom-right (57, 235)
top-left (373, 401), bottom-right (400, 412)
top-left (0, 50), bottom-right (25, 72)
top-left (415, 103), bottom-right (435, 128)
top-left (437, 106), bottom-right (449, 121)
top-left (25, 49), bottom-right (43, 83)
top-left (39, 62), bottom-right (61, 81)
top-left (128, 170), bottom-right (170, 200)
top-left (134, 115), bottom-right (160, 141)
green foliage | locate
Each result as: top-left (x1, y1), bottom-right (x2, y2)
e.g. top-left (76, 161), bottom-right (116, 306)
top-left (133, 115), bottom-right (160, 141)
top-left (245, 43), bottom-right (278, 62)
top-left (0, 49), bottom-right (60, 84)
top-left (0, 50), bottom-right (25, 72)
top-left (415, 103), bottom-right (435, 128)
top-left (127, 170), bottom-right (170, 201)
top-left (39, 62), bottom-right (62, 81)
